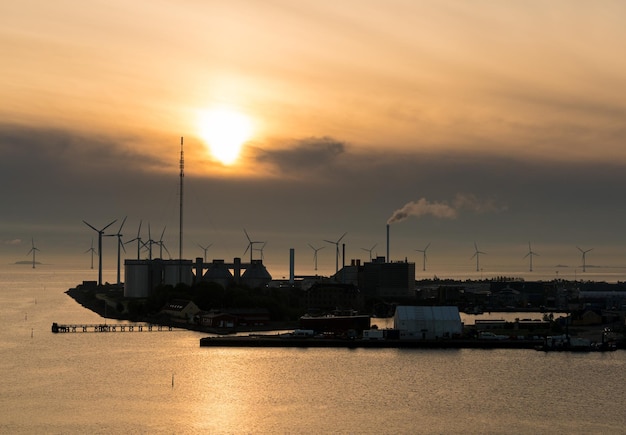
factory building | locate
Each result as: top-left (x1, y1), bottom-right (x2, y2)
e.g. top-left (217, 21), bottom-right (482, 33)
top-left (124, 257), bottom-right (273, 298)
top-left (393, 306), bottom-right (462, 340)
top-left (337, 257), bottom-right (416, 298)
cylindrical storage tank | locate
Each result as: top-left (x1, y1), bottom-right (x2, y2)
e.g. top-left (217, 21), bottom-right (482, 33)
top-left (124, 260), bottom-right (151, 298)
top-left (162, 260), bottom-right (194, 286)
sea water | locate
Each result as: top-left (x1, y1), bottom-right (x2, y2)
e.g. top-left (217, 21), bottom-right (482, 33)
top-left (1, 265), bottom-right (625, 434)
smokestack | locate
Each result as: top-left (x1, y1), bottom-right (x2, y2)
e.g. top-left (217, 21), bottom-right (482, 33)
top-left (289, 248), bottom-right (295, 284)
top-left (386, 224), bottom-right (390, 263)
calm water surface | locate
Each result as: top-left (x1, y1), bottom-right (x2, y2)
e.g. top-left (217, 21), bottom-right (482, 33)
top-left (1, 265), bottom-right (625, 434)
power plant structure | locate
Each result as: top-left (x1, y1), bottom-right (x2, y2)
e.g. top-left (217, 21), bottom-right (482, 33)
top-left (124, 257), bottom-right (273, 298)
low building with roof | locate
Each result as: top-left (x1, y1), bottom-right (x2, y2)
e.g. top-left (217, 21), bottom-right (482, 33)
top-left (394, 306), bottom-right (462, 340)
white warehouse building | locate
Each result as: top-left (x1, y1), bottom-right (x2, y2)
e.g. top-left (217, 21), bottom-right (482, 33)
top-left (394, 306), bottom-right (463, 340)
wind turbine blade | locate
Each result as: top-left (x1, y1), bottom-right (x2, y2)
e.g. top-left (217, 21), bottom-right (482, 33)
top-left (337, 232), bottom-right (347, 243)
top-left (118, 216), bottom-right (127, 233)
top-left (137, 220), bottom-right (142, 237)
top-left (244, 229), bottom-right (251, 242)
top-left (160, 226), bottom-right (166, 241)
top-left (102, 219), bottom-right (117, 232)
top-left (83, 220), bottom-right (98, 232)
top-left (323, 240), bottom-right (335, 245)
top-left (120, 239), bottom-right (126, 253)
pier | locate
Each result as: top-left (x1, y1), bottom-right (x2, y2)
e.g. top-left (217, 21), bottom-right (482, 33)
top-left (51, 322), bottom-right (174, 333)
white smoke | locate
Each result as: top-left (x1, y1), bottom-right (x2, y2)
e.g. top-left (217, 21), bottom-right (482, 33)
top-left (387, 194), bottom-right (506, 224)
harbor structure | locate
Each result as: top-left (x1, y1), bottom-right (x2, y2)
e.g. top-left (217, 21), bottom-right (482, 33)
top-left (393, 306), bottom-right (462, 340)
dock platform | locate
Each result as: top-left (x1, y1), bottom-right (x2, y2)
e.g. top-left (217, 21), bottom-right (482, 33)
top-left (52, 322), bottom-right (174, 333)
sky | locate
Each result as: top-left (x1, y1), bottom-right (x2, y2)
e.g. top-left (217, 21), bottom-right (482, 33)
top-left (2, 1), bottom-right (626, 281)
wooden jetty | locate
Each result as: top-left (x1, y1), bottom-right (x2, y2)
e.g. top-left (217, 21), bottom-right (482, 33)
top-left (51, 322), bottom-right (174, 333)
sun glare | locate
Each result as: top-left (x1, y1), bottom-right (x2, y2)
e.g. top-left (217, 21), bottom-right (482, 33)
top-left (198, 108), bottom-right (254, 165)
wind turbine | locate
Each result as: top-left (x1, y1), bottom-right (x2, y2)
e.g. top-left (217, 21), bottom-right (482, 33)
top-left (156, 226), bottom-right (171, 259)
top-left (577, 246), bottom-right (593, 273)
top-left (255, 242), bottom-right (267, 261)
top-left (243, 229), bottom-right (264, 262)
top-left (142, 223), bottom-right (159, 260)
top-left (83, 218), bottom-right (117, 286)
top-left (471, 242), bottom-right (486, 272)
top-left (415, 242), bottom-right (430, 271)
top-left (361, 243), bottom-right (377, 262)
top-left (524, 242), bottom-right (539, 272)
top-left (27, 238), bottom-right (40, 269)
top-left (324, 232), bottom-right (347, 274)
top-left (308, 244), bottom-right (325, 271)
top-left (84, 238), bottom-right (97, 269)
top-left (197, 243), bottom-right (213, 262)
top-left (105, 216), bottom-right (127, 285)
top-left (124, 220), bottom-right (143, 260)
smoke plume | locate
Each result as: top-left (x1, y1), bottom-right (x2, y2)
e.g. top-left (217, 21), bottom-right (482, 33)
top-left (387, 194), bottom-right (505, 224)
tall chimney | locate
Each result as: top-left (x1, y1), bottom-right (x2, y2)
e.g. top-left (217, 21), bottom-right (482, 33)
top-left (289, 248), bottom-right (295, 284)
top-left (386, 224), bottom-right (390, 263)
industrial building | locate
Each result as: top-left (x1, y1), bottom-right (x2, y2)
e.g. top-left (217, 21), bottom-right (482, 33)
top-left (335, 257), bottom-right (416, 298)
top-left (124, 257), bottom-right (272, 298)
top-left (393, 306), bottom-right (462, 340)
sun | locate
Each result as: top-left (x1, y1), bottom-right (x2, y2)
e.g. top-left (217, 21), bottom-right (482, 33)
top-left (197, 107), bottom-right (254, 165)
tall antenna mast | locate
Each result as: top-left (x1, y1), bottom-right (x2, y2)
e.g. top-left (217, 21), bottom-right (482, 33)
top-left (179, 136), bottom-right (184, 261)
top-left (179, 136), bottom-right (184, 283)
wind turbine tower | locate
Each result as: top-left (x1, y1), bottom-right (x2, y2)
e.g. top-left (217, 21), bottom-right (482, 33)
top-left (157, 226), bottom-right (170, 259)
top-left (524, 242), bottom-right (539, 272)
top-left (83, 219), bottom-right (117, 286)
top-left (105, 216), bottom-right (127, 286)
top-left (471, 242), bottom-right (486, 272)
top-left (361, 243), bottom-right (377, 262)
top-left (308, 244), bottom-right (324, 271)
top-left (415, 242), bottom-right (430, 271)
top-left (85, 238), bottom-right (97, 269)
top-left (577, 246), bottom-right (593, 273)
top-left (324, 232), bottom-right (347, 274)
top-left (124, 220), bottom-right (143, 260)
top-left (197, 243), bottom-right (213, 262)
top-left (27, 238), bottom-right (40, 269)
top-left (243, 229), bottom-right (264, 262)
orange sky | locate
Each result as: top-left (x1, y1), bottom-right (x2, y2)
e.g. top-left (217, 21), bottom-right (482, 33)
top-left (3, 1), bottom-right (626, 166)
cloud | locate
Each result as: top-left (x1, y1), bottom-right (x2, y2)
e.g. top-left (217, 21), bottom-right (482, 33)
top-left (3, 239), bottom-right (22, 246)
top-left (387, 194), bottom-right (506, 224)
top-left (253, 136), bottom-right (346, 175)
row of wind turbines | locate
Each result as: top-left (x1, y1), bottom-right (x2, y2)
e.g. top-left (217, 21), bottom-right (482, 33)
top-left (467, 242), bottom-right (594, 273)
top-left (308, 236), bottom-right (595, 276)
top-left (82, 217), bottom-right (188, 286)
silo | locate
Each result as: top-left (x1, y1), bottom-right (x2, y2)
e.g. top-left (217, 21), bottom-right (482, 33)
top-left (241, 260), bottom-right (272, 289)
top-left (162, 259), bottom-right (194, 286)
top-left (203, 259), bottom-right (234, 288)
top-left (124, 260), bottom-right (151, 298)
